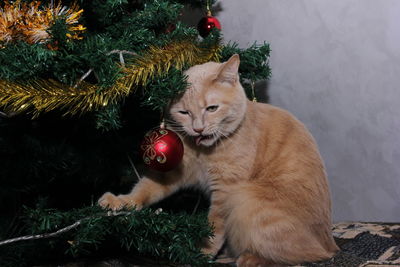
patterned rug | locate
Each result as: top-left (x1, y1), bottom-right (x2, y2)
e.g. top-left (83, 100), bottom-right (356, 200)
top-left (215, 222), bottom-right (400, 267)
top-left (312, 222), bottom-right (400, 267)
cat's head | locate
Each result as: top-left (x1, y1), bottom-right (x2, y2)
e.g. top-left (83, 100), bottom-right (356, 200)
top-left (169, 54), bottom-right (247, 147)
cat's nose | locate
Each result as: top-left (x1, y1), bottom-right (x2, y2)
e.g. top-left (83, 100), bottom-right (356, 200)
top-left (193, 127), bottom-right (204, 134)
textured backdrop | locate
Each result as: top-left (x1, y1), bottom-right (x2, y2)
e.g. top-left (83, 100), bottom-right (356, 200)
top-left (213, 0), bottom-right (400, 222)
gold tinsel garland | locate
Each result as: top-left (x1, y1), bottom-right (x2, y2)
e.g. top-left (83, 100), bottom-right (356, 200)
top-left (0, 0), bottom-right (85, 45)
top-left (0, 41), bottom-right (220, 117)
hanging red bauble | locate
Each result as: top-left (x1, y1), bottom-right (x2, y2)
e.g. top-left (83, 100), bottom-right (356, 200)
top-left (140, 128), bottom-right (184, 172)
top-left (197, 13), bottom-right (221, 38)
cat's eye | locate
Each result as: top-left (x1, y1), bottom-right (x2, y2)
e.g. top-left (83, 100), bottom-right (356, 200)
top-left (178, 110), bottom-right (190, 115)
top-left (206, 105), bottom-right (219, 112)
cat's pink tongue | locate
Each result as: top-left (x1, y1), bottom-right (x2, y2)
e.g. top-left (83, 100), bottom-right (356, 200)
top-left (195, 136), bottom-right (203, 146)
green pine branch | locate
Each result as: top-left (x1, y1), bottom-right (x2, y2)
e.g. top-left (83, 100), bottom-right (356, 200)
top-left (0, 205), bottom-right (213, 266)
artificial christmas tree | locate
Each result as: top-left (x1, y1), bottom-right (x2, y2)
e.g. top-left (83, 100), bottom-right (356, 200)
top-left (0, 0), bottom-right (270, 266)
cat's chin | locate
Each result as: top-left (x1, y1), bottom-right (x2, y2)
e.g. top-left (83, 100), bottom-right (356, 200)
top-left (194, 135), bottom-right (217, 147)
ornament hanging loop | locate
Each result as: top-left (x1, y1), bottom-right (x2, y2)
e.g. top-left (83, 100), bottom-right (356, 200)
top-left (160, 119), bottom-right (166, 130)
top-left (159, 99), bottom-right (172, 130)
top-left (251, 81), bottom-right (257, 102)
top-left (206, 0), bottom-right (212, 15)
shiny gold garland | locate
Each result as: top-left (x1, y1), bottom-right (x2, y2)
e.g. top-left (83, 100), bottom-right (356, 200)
top-left (0, 0), bottom-right (86, 46)
top-left (0, 0), bottom-right (85, 45)
top-left (0, 41), bottom-right (221, 117)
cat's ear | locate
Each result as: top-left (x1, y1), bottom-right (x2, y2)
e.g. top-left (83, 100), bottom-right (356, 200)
top-left (216, 54), bottom-right (240, 85)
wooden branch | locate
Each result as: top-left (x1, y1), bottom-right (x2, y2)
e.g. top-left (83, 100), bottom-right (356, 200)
top-left (0, 210), bottom-right (132, 247)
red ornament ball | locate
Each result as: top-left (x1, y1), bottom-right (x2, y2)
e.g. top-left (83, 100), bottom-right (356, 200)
top-left (140, 128), bottom-right (184, 172)
top-left (197, 15), bottom-right (221, 38)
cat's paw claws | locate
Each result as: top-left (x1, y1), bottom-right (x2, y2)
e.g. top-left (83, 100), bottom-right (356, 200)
top-left (98, 192), bottom-right (143, 211)
top-left (98, 192), bottom-right (125, 211)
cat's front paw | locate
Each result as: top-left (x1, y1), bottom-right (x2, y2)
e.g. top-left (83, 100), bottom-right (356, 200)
top-left (201, 246), bottom-right (219, 257)
top-left (98, 192), bottom-right (143, 211)
top-left (98, 192), bottom-right (125, 211)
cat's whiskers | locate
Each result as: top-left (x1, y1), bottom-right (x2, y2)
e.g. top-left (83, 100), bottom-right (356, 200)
top-left (205, 125), bottom-right (228, 151)
top-left (214, 129), bottom-right (232, 152)
top-left (169, 127), bottom-right (190, 141)
top-left (166, 125), bottom-right (185, 132)
top-left (164, 121), bottom-right (183, 129)
top-left (164, 120), bottom-right (186, 133)
top-left (179, 131), bottom-right (189, 141)
top-left (215, 132), bottom-right (228, 152)
top-left (207, 124), bottom-right (229, 141)
top-left (206, 125), bottom-right (220, 138)
top-left (164, 118), bottom-right (179, 125)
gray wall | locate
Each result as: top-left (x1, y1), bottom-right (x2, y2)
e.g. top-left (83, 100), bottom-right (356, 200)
top-left (216, 0), bottom-right (400, 222)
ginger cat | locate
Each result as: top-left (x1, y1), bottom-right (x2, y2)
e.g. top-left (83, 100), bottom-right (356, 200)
top-left (98, 54), bottom-right (339, 266)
